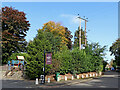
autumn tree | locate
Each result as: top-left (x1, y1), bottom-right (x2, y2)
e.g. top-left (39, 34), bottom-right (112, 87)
top-left (39, 21), bottom-right (72, 50)
top-left (73, 27), bottom-right (86, 48)
top-left (2, 7), bottom-right (30, 64)
top-left (110, 38), bottom-right (120, 66)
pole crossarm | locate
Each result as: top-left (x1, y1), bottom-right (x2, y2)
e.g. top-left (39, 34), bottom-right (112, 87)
top-left (77, 16), bottom-right (88, 22)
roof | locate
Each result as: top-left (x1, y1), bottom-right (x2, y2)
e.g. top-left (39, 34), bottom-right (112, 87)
top-left (17, 56), bottom-right (25, 60)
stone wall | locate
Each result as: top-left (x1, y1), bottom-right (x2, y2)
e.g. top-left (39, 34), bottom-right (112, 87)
top-left (45, 72), bottom-right (102, 82)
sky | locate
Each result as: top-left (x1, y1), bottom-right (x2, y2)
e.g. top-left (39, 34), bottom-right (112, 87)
top-left (2, 2), bottom-right (118, 62)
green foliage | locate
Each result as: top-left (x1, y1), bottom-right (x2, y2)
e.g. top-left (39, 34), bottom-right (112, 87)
top-left (39, 21), bottom-right (73, 49)
top-left (71, 48), bottom-right (87, 73)
top-left (24, 30), bottom-right (106, 79)
top-left (102, 60), bottom-right (107, 71)
top-left (25, 60), bottom-right (44, 79)
top-left (25, 30), bottom-right (61, 79)
top-left (85, 43), bottom-right (106, 72)
top-left (23, 22), bottom-right (106, 79)
top-left (110, 38), bottom-right (120, 66)
top-left (112, 61), bottom-right (117, 69)
top-left (8, 53), bottom-right (30, 62)
top-left (53, 46), bottom-right (73, 74)
top-left (64, 27), bottom-right (73, 49)
top-left (73, 27), bottom-right (87, 48)
top-left (52, 43), bottom-right (106, 75)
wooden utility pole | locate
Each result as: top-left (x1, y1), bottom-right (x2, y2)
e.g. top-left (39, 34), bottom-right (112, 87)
top-left (77, 15), bottom-right (88, 49)
top-left (79, 18), bottom-right (81, 50)
top-left (85, 20), bottom-right (88, 46)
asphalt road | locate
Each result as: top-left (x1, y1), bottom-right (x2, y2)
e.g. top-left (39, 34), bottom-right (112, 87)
top-left (60, 71), bottom-right (119, 88)
top-left (1, 71), bottom-right (120, 88)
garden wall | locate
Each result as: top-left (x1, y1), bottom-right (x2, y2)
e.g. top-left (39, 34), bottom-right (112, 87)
top-left (45, 72), bottom-right (103, 82)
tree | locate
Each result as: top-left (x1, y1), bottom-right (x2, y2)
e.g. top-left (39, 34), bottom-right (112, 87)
top-left (85, 43), bottom-right (107, 72)
top-left (26, 30), bottom-right (61, 79)
top-left (73, 27), bottom-right (86, 48)
top-left (64, 27), bottom-right (73, 49)
top-left (110, 38), bottom-right (120, 66)
top-left (53, 46), bottom-right (73, 74)
top-left (0, 9), bottom-right (1, 39)
top-left (2, 7), bottom-right (30, 64)
top-left (39, 21), bottom-right (72, 50)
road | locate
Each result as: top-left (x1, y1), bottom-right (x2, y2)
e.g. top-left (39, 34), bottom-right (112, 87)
top-left (60, 71), bottom-right (119, 88)
top-left (1, 71), bottom-right (120, 88)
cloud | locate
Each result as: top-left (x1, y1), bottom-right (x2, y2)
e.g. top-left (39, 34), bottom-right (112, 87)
top-left (60, 14), bottom-right (84, 24)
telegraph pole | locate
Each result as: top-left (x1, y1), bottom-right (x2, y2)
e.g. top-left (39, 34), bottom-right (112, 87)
top-left (85, 19), bottom-right (88, 46)
top-left (77, 14), bottom-right (88, 49)
top-left (79, 17), bottom-right (81, 50)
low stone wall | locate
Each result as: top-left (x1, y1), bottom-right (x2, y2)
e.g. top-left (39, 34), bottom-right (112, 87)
top-left (45, 74), bottom-right (55, 81)
top-left (45, 72), bottom-right (102, 82)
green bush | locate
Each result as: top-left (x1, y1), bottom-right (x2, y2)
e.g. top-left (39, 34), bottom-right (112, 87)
top-left (24, 31), bottom-right (106, 79)
top-left (53, 46), bottom-right (73, 74)
top-left (52, 45), bottom-right (105, 75)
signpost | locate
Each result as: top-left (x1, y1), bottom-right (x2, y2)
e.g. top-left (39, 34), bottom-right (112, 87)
top-left (43, 50), bottom-right (52, 84)
top-left (46, 53), bottom-right (52, 65)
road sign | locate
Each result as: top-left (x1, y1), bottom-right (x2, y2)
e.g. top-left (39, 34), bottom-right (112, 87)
top-left (46, 53), bottom-right (52, 65)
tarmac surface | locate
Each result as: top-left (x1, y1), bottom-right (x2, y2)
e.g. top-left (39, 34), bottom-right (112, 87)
top-left (1, 71), bottom-right (120, 88)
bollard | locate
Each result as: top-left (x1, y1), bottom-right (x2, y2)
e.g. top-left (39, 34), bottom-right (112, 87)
top-left (65, 76), bottom-right (67, 81)
top-left (99, 72), bottom-right (102, 76)
top-left (48, 78), bottom-right (50, 83)
top-left (96, 73), bottom-right (98, 76)
top-left (36, 78), bottom-right (38, 85)
top-left (57, 77), bottom-right (59, 82)
top-left (72, 76), bottom-right (74, 80)
top-left (82, 75), bottom-right (84, 78)
top-left (90, 74), bottom-right (92, 77)
top-left (77, 75), bottom-right (79, 79)
top-left (86, 74), bottom-right (88, 78)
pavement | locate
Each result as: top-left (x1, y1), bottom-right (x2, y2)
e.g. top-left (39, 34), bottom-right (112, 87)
top-left (1, 71), bottom-right (120, 88)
